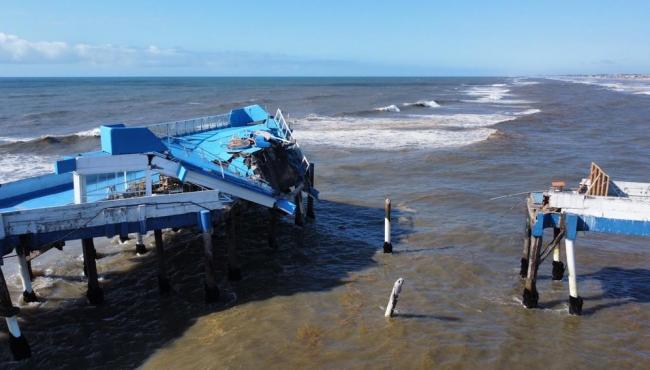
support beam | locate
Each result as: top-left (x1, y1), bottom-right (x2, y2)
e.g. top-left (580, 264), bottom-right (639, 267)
top-left (552, 227), bottom-right (565, 281)
top-left (226, 207), bottom-right (242, 281)
top-left (73, 171), bottom-right (87, 205)
top-left (16, 238), bottom-right (37, 303)
top-left (154, 229), bottom-right (171, 294)
top-left (82, 238), bottom-right (104, 305)
top-left (523, 236), bottom-right (542, 308)
top-left (0, 265), bottom-right (31, 360)
top-left (306, 163), bottom-right (315, 220)
top-left (565, 238), bottom-right (583, 315)
top-left (199, 211), bottom-right (219, 303)
top-left (383, 198), bottom-right (393, 253)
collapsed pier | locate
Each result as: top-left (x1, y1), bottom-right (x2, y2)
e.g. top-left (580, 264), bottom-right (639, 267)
top-left (0, 105), bottom-right (317, 360)
top-left (520, 163), bottom-right (650, 315)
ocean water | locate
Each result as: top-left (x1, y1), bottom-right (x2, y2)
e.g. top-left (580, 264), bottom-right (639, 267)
top-left (0, 77), bottom-right (649, 369)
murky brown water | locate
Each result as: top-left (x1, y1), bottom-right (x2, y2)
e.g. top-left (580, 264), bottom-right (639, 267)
top-left (1, 77), bottom-right (650, 369)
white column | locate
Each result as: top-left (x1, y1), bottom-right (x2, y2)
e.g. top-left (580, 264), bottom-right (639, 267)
top-left (73, 171), bottom-right (87, 204)
top-left (553, 244), bottom-right (561, 262)
top-left (5, 316), bottom-right (21, 337)
top-left (384, 199), bottom-right (391, 244)
top-left (565, 238), bottom-right (578, 298)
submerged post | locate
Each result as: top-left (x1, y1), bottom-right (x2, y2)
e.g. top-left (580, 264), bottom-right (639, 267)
top-left (17, 236), bottom-right (37, 303)
top-left (552, 227), bottom-right (565, 281)
top-left (154, 229), bottom-right (171, 294)
top-left (385, 278), bottom-right (404, 318)
top-left (226, 207), bottom-right (242, 281)
top-left (0, 262), bottom-right (31, 360)
top-left (199, 210), bottom-right (219, 303)
top-left (565, 215), bottom-right (582, 315)
top-left (383, 198), bottom-right (393, 253)
top-left (306, 163), bottom-right (315, 220)
top-left (82, 238), bottom-right (104, 305)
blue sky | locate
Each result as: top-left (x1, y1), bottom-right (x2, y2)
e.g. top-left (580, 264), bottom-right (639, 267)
top-left (1, 0), bottom-right (649, 76)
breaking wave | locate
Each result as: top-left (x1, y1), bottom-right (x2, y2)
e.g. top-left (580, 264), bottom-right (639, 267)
top-left (294, 109), bottom-right (540, 150)
top-left (403, 100), bottom-right (440, 108)
top-left (374, 104), bottom-right (401, 112)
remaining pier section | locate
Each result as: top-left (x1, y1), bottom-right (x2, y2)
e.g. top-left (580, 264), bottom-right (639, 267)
top-left (520, 163), bottom-right (650, 315)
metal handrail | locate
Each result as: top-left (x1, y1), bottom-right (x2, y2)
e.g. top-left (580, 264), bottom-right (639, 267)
top-left (147, 113), bottom-right (231, 140)
top-left (275, 109), bottom-right (310, 168)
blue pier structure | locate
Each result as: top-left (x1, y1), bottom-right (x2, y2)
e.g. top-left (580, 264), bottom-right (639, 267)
top-left (520, 163), bottom-right (650, 315)
top-left (0, 105), bottom-right (317, 360)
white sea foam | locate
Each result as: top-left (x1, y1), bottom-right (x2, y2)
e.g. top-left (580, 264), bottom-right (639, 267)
top-left (465, 84), bottom-right (532, 104)
top-left (375, 104), bottom-right (400, 112)
top-left (0, 154), bottom-right (54, 183)
top-left (403, 100), bottom-right (440, 108)
top-left (293, 109), bottom-right (540, 150)
top-left (550, 76), bottom-right (650, 96)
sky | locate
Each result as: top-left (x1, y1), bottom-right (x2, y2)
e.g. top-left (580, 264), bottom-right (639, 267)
top-left (0, 0), bottom-right (649, 76)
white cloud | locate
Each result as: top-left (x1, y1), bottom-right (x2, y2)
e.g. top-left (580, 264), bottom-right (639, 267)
top-left (0, 32), bottom-right (187, 66)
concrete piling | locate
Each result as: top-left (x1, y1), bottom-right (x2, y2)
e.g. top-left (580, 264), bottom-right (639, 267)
top-left (383, 198), bottom-right (393, 253)
top-left (82, 238), bottom-right (104, 305)
top-left (199, 211), bottom-right (219, 303)
top-left (17, 237), bottom-right (37, 303)
top-left (135, 232), bottom-right (147, 255)
top-left (154, 229), bottom-right (171, 294)
top-left (0, 263), bottom-right (31, 360)
top-left (520, 215), bottom-right (531, 278)
top-left (294, 192), bottom-right (305, 226)
top-left (565, 238), bottom-right (583, 315)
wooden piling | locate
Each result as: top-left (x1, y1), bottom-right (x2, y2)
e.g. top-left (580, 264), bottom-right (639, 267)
top-left (522, 236), bottom-right (542, 308)
top-left (551, 227), bottom-right (565, 281)
top-left (227, 207), bottom-right (242, 281)
top-left (306, 163), bottom-right (315, 220)
top-left (154, 229), bottom-right (171, 294)
top-left (294, 192), bottom-right (305, 226)
top-left (268, 208), bottom-right (279, 249)
top-left (0, 264), bottom-right (31, 360)
top-left (82, 238), bottom-right (104, 305)
top-left (199, 211), bottom-right (219, 303)
top-left (383, 198), bottom-right (393, 253)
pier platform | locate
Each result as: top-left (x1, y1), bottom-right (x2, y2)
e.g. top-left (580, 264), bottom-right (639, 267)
top-left (0, 105), bottom-right (317, 360)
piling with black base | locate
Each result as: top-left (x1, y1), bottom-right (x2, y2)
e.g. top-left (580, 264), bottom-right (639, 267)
top-left (17, 237), bottom-right (38, 303)
top-left (565, 237), bottom-right (583, 315)
top-left (551, 228), bottom-right (565, 281)
top-left (135, 233), bottom-right (147, 255)
top-left (522, 236), bottom-right (542, 309)
top-left (306, 163), bottom-right (316, 220)
top-left (520, 216), bottom-right (531, 278)
top-left (383, 198), bottom-right (393, 253)
top-left (199, 211), bottom-right (219, 303)
top-left (81, 238), bottom-right (104, 305)
top-left (226, 207), bottom-right (242, 282)
top-left (0, 264), bottom-right (31, 360)
top-left (154, 229), bottom-right (171, 294)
